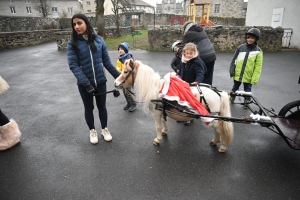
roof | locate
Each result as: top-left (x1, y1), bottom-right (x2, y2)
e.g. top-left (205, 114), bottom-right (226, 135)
top-left (128, 0), bottom-right (154, 7)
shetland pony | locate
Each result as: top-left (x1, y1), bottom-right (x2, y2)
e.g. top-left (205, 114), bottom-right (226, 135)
top-left (114, 59), bottom-right (233, 152)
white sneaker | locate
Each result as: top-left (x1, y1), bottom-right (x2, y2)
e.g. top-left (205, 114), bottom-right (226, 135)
top-left (101, 128), bottom-right (112, 142)
top-left (90, 129), bottom-right (98, 144)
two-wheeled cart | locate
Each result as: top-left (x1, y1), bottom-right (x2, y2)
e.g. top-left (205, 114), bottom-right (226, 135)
top-left (151, 77), bottom-right (300, 150)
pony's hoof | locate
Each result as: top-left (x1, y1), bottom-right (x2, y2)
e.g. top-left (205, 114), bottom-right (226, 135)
top-left (209, 139), bottom-right (219, 146)
top-left (218, 148), bottom-right (226, 153)
top-left (162, 131), bottom-right (167, 136)
top-left (153, 138), bottom-right (161, 145)
top-left (218, 145), bottom-right (227, 153)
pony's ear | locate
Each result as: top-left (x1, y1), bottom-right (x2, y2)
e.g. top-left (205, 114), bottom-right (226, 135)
top-left (129, 59), bottom-right (134, 68)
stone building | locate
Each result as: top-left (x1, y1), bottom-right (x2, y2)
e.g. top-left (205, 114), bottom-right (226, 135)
top-left (182, 0), bottom-right (247, 18)
top-left (80, 0), bottom-right (155, 17)
top-left (156, 0), bottom-right (184, 15)
top-left (0, 0), bottom-right (82, 18)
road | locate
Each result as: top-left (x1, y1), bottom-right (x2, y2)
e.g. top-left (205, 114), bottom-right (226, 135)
top-left (0, 42), bottom-right (299, 199)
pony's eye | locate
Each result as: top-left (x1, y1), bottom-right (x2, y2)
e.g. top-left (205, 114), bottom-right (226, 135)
top-left (124, 71), bottom-right (128, 74)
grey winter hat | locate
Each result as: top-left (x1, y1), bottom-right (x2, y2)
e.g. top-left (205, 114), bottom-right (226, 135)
top-left (183, 21), bottom-right (197, 35)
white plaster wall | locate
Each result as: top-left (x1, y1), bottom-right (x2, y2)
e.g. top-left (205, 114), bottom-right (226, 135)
top-left (0, 0), bottom-right (81, 18)
top-left (246, 0), bottom-right (300, 49)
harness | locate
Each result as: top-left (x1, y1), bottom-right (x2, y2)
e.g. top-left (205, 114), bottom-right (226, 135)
top-left (116, 60), bottom-right (136, 91)
top-left (156, 83), bottom-right (222, 121)
top-left (193, 83), bottom-right (221, 113)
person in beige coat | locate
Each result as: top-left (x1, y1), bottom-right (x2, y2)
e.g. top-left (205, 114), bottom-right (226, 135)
top-left (0, 76), bottom-right (21, 151)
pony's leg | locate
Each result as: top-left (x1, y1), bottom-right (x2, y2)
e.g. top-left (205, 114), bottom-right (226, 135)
top-left (218, 121), bottom-right (234, 153)
top-left (210, 120), bottom-right (221, 146)
top-left (210, 120), bottom-right (233, 153)
top-left (216, 92), bottom-right (234, 152)
top-left (151, 109), bottom-right (164, 145)
top-left (161, 117), bottom-right (169, 136)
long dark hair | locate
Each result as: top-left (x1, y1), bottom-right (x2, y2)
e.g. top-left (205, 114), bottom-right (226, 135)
top-left (71, 13), bottom-right (96, 53)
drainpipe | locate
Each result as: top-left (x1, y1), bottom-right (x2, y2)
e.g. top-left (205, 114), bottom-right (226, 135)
top-left (154, 7), bottom-right (156, 29)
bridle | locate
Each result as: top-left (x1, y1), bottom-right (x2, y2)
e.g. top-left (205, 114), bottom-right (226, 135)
top-left (116, 60), bottom-right (136, 92)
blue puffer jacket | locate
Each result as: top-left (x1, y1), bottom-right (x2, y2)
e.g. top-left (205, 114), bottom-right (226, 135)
top-left (67, 34), bottom-right (120, 87)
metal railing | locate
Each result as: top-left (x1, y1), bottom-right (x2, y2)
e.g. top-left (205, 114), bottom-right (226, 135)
top-left (282, 28), bottom-right (293, 48)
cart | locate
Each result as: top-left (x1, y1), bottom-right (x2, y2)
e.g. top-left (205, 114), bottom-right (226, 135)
top-left (151, 77), bottom-right (300, 150)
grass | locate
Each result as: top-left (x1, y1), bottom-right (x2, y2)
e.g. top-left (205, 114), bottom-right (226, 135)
top-left (104, 29), bottom-right (149, 51)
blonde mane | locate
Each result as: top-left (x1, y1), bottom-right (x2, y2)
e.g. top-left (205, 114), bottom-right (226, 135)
top-left (134, 60), bottom-right (161, 110)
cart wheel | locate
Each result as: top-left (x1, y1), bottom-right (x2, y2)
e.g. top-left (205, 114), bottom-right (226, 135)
top-left (278, 100), bottom-right (300, 119)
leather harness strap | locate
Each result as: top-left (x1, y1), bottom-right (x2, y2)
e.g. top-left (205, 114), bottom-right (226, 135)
top-left (195, 84), bottom-right (222, 114)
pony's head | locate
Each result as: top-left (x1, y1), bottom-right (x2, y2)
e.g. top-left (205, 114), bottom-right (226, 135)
top-left (114, 59), bottom-right (139, 89)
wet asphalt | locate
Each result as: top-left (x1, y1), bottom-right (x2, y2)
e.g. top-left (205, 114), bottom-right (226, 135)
top-left (0, 42), bottom-right (300, 200)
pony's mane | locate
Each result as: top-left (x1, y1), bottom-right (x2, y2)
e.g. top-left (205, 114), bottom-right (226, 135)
top-left (134, 60), bottom-right (161, 110)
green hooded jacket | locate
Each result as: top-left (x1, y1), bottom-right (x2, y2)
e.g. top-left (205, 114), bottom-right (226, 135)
top-left (229, 43), bottom-right (263, 84)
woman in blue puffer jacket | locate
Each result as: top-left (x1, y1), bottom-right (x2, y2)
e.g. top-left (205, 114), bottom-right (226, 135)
top-left (67, 14), bottom-right (120, 144)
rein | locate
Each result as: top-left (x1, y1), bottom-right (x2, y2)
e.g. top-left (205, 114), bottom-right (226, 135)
top-left (93, 89), bottom-right (120, 97)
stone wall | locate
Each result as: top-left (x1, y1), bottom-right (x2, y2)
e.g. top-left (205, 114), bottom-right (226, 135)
top-left (0, 16), bottom-right (59, 32)
top-left (0, 30), bottom-right (58, 50)
top-left (55, 27), bottom-right (132, 51)
top-left (0, 26), bottom-right (131, 51)
top-left (1, 26), bottom-right (283, 52)
top-left (0, 14), bottom-right (245, 32)
top-left (209, 16), bottom-right (245, 26)
top-left (148, 26), bottom-right (284, 52)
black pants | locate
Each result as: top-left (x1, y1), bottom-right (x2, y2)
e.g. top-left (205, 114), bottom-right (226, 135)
top-left (78, 83), bottom-right (107, 130)
top-left (203, 60), bottom-right (215, 85)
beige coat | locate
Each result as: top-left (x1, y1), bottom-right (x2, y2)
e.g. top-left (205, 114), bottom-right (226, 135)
top-left (0, 76), bottom-right (9, 95)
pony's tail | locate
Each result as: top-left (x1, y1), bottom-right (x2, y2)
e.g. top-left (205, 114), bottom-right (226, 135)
top-left (219, 91), bottom-right (234, 145)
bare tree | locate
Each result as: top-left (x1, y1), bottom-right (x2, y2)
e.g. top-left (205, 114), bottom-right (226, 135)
top-left (95, 0), bottom-right (106, 38)
top-left (32, 0), bottom-right (52, 17)
top-left (111, 0), bottom-right (136, 36)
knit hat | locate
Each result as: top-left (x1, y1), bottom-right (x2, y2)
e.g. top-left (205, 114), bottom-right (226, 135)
top-left (183, 21), bottom-right (197, 35)
top-left (118, 42), bottom-right (130, 53)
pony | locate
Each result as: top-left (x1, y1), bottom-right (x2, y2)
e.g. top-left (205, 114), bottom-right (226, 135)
top-left (114, 59), bottom-right (233, 152)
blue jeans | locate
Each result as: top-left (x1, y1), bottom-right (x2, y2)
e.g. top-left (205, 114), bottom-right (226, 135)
top-left (231, 80), bottom-right (252, 101)
top-left (78, 83), bottom-right (108, 130)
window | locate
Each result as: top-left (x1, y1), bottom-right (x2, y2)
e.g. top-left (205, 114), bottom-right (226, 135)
top-left (10, 7), bottom-right (16, 13)
top-left (26, 7), bottom-right (31, 13)
top-left (87, 10), bottom-right (91, 12)
top-left (214, 4), bottom-right (220, 13)
top-left (8, 0), bottom-right (13, 3)
top-left (25, 0), bottom-right (30, 3)
top-left (87, 1), bottom-right (90, 6)
top-left (68, 7), bottom-right (73, 14)
top-left (52, 7), bottom-right (57, 12)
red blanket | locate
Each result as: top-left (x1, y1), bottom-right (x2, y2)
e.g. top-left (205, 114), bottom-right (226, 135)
top-left (158, 73), bottom-right (210, 115)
